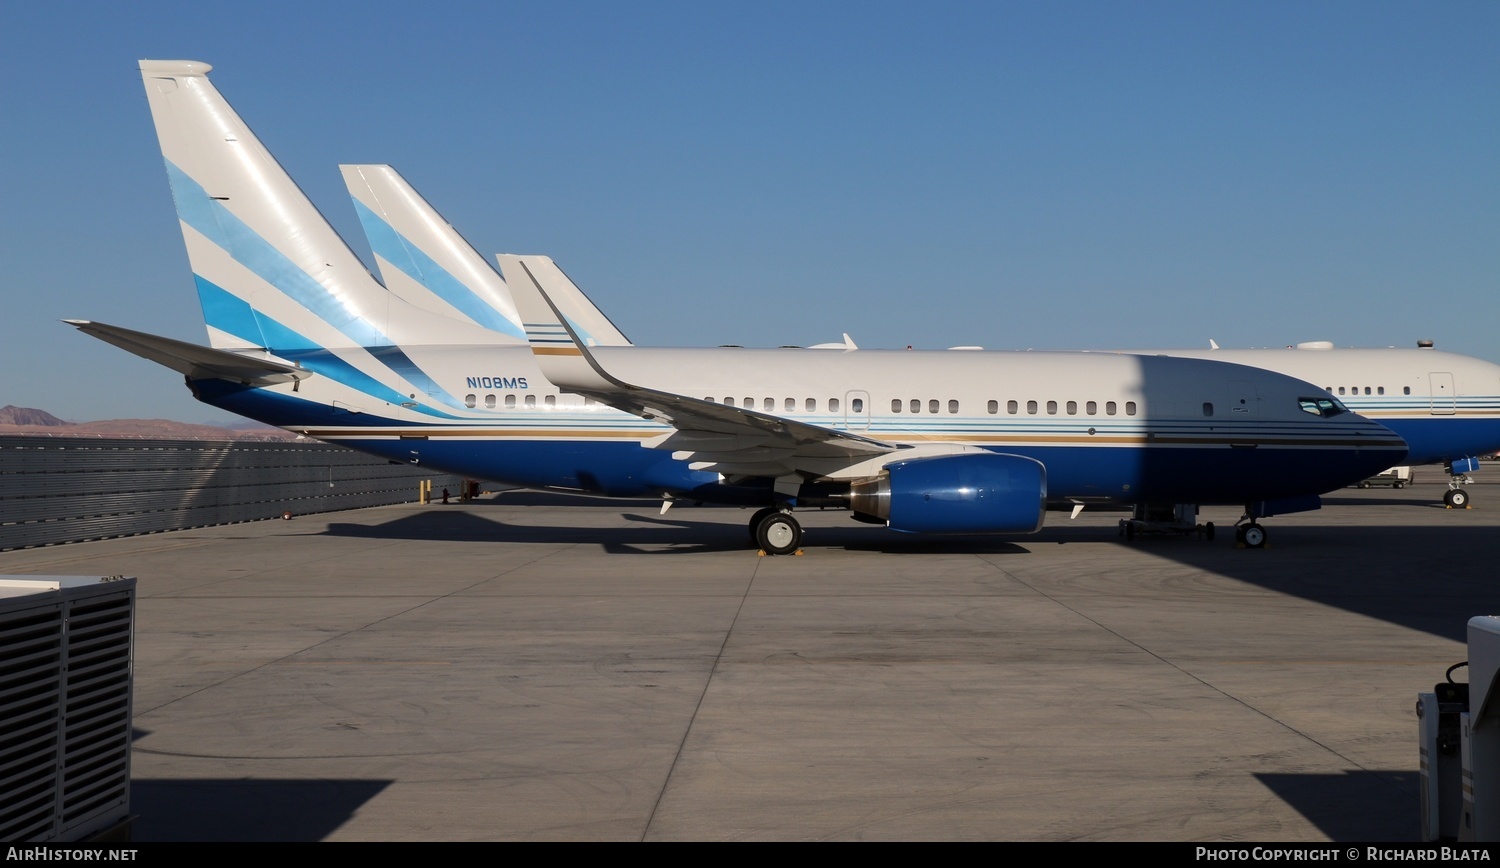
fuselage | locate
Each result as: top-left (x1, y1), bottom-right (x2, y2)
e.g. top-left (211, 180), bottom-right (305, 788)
top-left (191, 343), bottom-right (1406, 508)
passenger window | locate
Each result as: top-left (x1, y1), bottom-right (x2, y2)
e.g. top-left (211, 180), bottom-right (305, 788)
top-left (1008, 400), bottom-right (1018, 415)
top-left (830, 398), bottom-right (840, 412)
top-left (1046, 400), bottom-right (1058, 415)
top-left (1066, 400), bottom-right (1077, 415)
top-left (1364, 387), bottom-right (1371, 395)
top-left (852, 398), bottom-right (864, 413)
top-left (893, 399), bottom-right (903, 413)
top-left (1338, 387), bottom-right (1346, 395)
top-left (806, 398), bottom-right (817, 411)
top-left (785, 398), bottom-right (795, 411)
top-left (948, 400), bottom-right (958, 414)
top-left (1086, 401), bottom-right (1097, 415)
top-left (1125, 402), bottom-right (1136, 416)
top-left (987, 400), bottom-right (998, 415)
top-left (764, 398), bottom-right (774, 411)
top-left (505, 395), bottom-right (516, 408)
top-left (1377, 387), bottom-right (1385, 395)
top-left (1027, 400), bottom-right (1038, 414)
top-left (1202, 402), bottom-right (1213, 416)
top-left (1404, 387), bottom-right (1411, 395)
top-left (1106, 401), bottom-right (1117, 415)
top-left (743, 398), bottom-right (753, 409)
top-left (525, 395), bottom-right (536, 408)
top-left (724, 397), bottom-right (734, 406)
top-left (465, 394), bottom-right (477, 409)
top-left (485, 395), bottom-right (496, 409)
top-left (911, 399), bottom-right (920, 413)
top-left (545, 395), bottom-right (556, 408)
top-left (928, 399), bottom-right (939, 414)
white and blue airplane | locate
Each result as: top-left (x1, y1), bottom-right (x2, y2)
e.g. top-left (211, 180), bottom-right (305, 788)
top-left (337, 165), bottom-right (1500, 514)
top-left (69, 60), bottom-right (1406, 553)
top-left (1128, 342), bottom-right (1500, 508)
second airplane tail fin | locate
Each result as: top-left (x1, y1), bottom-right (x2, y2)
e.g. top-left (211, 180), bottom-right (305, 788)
top-left (339, 164), bottom-right (527, 342)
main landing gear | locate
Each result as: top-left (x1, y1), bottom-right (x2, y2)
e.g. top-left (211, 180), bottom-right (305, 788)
top-left (748, 507), bottom-right (802, 556)
top-left (1444, 488), bottom-right (1471, 509)
top-left (1234, 522), bottom-right (1268, 549)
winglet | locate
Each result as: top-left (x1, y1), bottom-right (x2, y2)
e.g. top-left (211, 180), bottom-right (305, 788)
top-left (500, 256), bottom-right (617, 393)
top-left (495, 254), bottom-right (632, 347)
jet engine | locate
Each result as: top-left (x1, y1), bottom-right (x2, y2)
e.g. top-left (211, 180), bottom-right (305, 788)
top-left (848, 453), bottom-right (1047, 534)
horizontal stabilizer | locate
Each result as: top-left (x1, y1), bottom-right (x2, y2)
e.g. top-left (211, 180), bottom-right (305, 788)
top-left (65, 320), bottom-right (310, 385)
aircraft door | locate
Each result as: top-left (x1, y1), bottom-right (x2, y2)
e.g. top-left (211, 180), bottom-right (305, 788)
top-left (844, 390), bottom-right (871, 431)
top-left (1228, 381), bottom-right (1258, 418)
top-left (1430, 373), bottom-right (1456, 415)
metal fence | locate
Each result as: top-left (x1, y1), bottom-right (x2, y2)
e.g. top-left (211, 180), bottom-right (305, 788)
top-left (0, 436), bottom-right (466, 550)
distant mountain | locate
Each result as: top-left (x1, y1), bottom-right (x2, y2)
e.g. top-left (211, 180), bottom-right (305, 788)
top-left (0, 405), bottom-right (70, 427)
top-left (0, 406), bottom-right (298, 441)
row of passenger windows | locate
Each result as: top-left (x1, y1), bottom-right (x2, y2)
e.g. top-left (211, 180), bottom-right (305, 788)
top-left (703, 396), bottom-right (1145, 416)
top-left (1328, 386), bottom-right (1410, 396)
top-left (464, 393), bottom-right (577, 409)
top-left (466, 392), bottom-right (1146, 417)
top-left (984, 399), bottom-right (1138, 416)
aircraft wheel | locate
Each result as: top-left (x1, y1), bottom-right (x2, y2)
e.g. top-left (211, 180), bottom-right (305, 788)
top-left (1446, 489), bottom-right (1471, 509)
top-left (747, 507), bottom-right (779, 545)
top-left (756, 512), bottom-right (802, 555)
top-left (1203, 522), bottom-right (1215, 542)
top-left (1241, 523), bottom-right (1267, 548)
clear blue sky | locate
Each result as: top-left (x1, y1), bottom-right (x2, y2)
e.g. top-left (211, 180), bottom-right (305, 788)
top-left (3, 1), bottom-right (1496, 422)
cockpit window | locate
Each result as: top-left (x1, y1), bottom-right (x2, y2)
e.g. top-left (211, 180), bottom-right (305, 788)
top-left (1298, 397), bottom-right (1346, 418)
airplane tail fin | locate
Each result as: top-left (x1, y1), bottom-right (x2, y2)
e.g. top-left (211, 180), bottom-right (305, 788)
top-left (138, 60), bottom-right (485, 354)
top-left (496, 254), bottom-right (632, 348)
top-left (339, 164), bottom-right (527, 343)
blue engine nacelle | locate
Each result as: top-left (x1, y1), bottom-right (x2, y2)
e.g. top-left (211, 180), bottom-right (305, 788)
top-left (848, 453), bottom-right (1047, 534)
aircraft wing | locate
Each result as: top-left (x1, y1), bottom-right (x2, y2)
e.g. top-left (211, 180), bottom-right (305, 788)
top-left (66, 320), bottom-right (311, 386)
top-left (594, 383), bottom-right (895, 478)
top-left (503, 260), bottom-right (899, 480)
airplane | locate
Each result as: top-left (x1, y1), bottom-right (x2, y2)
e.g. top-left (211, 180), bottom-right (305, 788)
top-left (69, 59), bottom-right (1407, 555)
top-left (338, 167), bottom-right (1500, 513)
top-left (1128, 342), bottom-right (1500, 508)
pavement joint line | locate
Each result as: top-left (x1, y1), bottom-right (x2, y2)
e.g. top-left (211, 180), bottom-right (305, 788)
top-left (640, 550), bottom-right (762, 841)
top-left (978, 552), bottom-right (1404, 792)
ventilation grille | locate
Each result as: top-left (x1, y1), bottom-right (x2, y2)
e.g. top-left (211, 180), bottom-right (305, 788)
top-left (0, 578), bottom-right (134, 842)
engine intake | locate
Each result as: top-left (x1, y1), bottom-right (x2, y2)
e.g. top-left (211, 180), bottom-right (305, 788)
top-left (848, 452), bottom-right (1047, 534)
